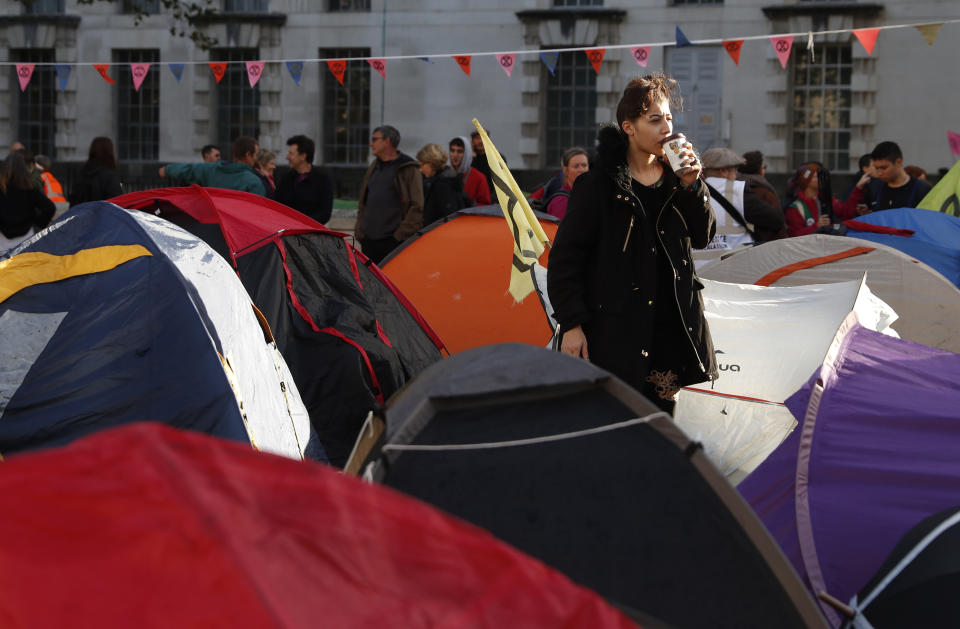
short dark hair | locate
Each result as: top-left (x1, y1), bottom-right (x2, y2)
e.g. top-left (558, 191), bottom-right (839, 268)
top-left (616, 73), bottom-right (681, 129)
top-left (449, 137), bottom-right (465, 149)
top-left (232, 136), bottom-right (258, 161)
top-left (470, 131), bottom-right (481, 140)
top-left (858, 153), bottom-right (873, 171)
top-left (286, 135), bottom-right (315, 163)
top-left (201, 144), bottom-right (220, 159)
top-left (871, 141), bottom-right (903, 163)
top-left (1, 151), bottom-right (34, 193)
top-left (374, 125), bottom-right (400, 149)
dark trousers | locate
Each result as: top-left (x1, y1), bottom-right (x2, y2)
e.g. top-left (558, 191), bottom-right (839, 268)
top-left (360, 236), bottom-right (400, 265)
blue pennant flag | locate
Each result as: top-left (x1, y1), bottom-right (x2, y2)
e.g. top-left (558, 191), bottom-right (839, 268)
top-left (540, 51), bottom-right (559, 76)
top-left (54, 64), bottom-right (72, 91)
top-left (168, 63), bottom-right (185, 83)
top-left (676, 26), bottom-right (692, 48)
top-left (419, 57), bottom-right (434, 64)
top-left (286, 61), bottom-right (304, 85)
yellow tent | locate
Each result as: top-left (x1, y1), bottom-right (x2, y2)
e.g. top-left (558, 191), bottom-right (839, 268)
top-left (918, 159), bottom-right (960, 217)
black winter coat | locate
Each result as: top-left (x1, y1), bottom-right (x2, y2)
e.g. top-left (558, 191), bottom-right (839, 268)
top-left (274, 166), bottom-right (335, 224)
top-left (547, 125), bottom-right (719, 392)
top-left (422, 168), bottom-right (465, 226)
top-left (69, 162), bottom-right (121, 207)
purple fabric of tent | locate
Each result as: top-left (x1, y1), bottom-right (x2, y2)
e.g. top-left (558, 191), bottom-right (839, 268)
top-left (739, 317), bottom-right (960, 626)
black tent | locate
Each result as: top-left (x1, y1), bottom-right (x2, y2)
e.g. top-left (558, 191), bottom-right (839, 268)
top-left (841, 506), bottom-right (960, 628)
top-left (112, 187), bottom-right (445, 466)
top-left (349, 343), bottom-right (827, 628)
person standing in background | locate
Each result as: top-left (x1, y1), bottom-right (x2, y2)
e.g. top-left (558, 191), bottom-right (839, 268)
top-left (448, 136), bottom-right (490, 206)
top-left (69, 137), bottom-right (122, 206)
top-left (201, 145), bottom-right (221, 163)
top-left (33, 154), bottom-right (69, 219)
top-left (274, 135), bottom-right (334, 225)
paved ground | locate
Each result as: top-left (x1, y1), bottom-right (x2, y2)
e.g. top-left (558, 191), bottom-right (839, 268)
top-left (327, 207), bottom-right (358, 241)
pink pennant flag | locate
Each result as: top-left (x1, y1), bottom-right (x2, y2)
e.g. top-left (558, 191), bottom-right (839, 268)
top-left (15, 64), bottom-right (35, 92)
top-left (770, 36), bottom-right (794, 69)
top-left (367, 58), bottom-right (386, 79)
top-left (245, 61), bottom-right (265, 87)
top-left (130, 63), bottom-right (151, 92)
top-left (630, 46), bottom-right (650, 68)
top-left (495, 53), bottom-right (516, 78)
top-left (949, 130), bottom-right (960, 156)
top-left (853, 28), bottom-right (880, 55)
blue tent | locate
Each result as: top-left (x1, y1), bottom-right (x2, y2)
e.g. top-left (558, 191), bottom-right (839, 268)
top-left (0, 202), bottom-right (316, 459)
top-left (843, 209), bottom-right (960, 288)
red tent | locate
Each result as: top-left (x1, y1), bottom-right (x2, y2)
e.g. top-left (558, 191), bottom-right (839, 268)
top-left (110, 186), bottom-right (445, 466)
top-left (0, 423), bottom-right (637, 628)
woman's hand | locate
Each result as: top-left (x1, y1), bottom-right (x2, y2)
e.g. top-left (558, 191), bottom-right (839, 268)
top-left (856, 173), bottom-right (872, 189)
top-left (561, 326), bottom-right (589, 361)
top-left (677, 142), bottom-right (701, 187)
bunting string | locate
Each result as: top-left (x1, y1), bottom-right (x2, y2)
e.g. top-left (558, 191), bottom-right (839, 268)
top-left (4, 18), bottom-right (955, 68)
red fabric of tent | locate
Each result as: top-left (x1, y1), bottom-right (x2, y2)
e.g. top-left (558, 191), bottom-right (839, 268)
top-left (0, 423), bottom-right (637, 628)
top-left (112, 185), bottom-right (335, 265)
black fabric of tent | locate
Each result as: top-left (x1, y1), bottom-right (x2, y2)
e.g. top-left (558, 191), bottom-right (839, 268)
top-left (351, 343), bottom-right (827, 629)
top-left (119, 192), bottom-right (444, 466)
top-left (842, 506), bottom-right (960, 628)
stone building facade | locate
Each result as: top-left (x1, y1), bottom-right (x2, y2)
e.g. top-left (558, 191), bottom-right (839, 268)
top-left (0, 0), bottom-right (957, 189)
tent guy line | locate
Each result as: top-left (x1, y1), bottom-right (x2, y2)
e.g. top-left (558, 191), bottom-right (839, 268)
top-left (381, 412), bottom-right (670, 452)
top-left (2, 18), bottom-right (956, 66)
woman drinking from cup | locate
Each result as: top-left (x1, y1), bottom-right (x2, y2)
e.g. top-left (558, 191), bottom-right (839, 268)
top-left (547, 73), bottom-right (719, 411)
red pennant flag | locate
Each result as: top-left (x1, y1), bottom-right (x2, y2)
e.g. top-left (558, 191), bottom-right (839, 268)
top-left (15, 64), bottom-right (35, 91)
top-left (454, 55), bottom-right (471, 76)
top-left (245, 61), bottom-right (265, 88)
top-left (770, 36), bottom-right (794, 69)
top-left (585, 48), bottom-right (605, 74)
top-left (130, 63), bottom-right (151, 92)
top-left (209, 62), bottom-right (227, 84)
top-left (853, 28), bottom-right (880, 55)
top-left (94, 64), bottom-right (117, 85)
top-left (327, 59), bottom-right (347, 86)
top-left (495, 53), bottom-right (516, 78)
top-left (367, 58), bottom-right (386, 79)
top-left (629, 46), bottom-right (650, 68)
top-left (723, 40), bottom-right (744, 66)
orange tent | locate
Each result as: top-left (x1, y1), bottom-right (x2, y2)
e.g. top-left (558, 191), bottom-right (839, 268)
top-left (381, 207), bottom-right (558, 353)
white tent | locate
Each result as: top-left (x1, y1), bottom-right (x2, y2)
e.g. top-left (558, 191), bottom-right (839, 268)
top-left (674, 277), bottom-right (898, 482)
top-left (699, 234), bottom-right (960, 354)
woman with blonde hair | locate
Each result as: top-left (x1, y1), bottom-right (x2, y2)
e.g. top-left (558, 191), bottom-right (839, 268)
top-left (417, 143), bottom-right (464, 225)
top-left (255, 148), bottom-right (277, 195)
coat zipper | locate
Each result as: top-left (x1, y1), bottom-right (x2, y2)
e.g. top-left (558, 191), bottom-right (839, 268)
top-left (622, 215), bottom-right (635, 252)
top-left (653, 190), bottom-right (711, 378)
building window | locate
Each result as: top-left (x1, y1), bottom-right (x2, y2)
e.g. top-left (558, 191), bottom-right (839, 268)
top-left (320, 48), bottom-right (371, 165)
top-left (223, 0), bottom-right (269, 11)
top-left (213, 48), bottom-right (260, 150)
top-left (11, 49), bottom-right (57, 159)
top-left (671, 0), bottom-right (723, 5)
top-left (329, 0), bottom-right (370, 10)
top-left (545, 50), bottom-right (596, 168)
top-left (121, 0), bottom-right (160, 13)
top-left (23, 0), bottom-right (64, 13)
top-left (790, 43), bottom-right (852, 171)
top-left (553, 0), bottom-right (603, 6)
top-left (114, 49), bottom-right (160, 161)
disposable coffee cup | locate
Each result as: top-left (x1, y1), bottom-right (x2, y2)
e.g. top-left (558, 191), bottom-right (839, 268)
top-left (660, 133), bottom-right (697, 174)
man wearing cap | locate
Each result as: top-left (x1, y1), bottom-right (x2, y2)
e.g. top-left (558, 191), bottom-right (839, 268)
top-left (696, 147), bottom-right (785, 267)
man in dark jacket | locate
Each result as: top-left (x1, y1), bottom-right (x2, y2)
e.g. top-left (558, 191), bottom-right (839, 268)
top-left (274, 135), bottom-right (334, 224)
top-left (355, 125), bottom-right (424, 264)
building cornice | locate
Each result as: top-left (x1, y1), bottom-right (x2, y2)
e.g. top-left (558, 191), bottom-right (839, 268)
top-left (0, 14), bottom-right (81, 28)
top-left (515, 8), bottom-right (627, 23)
top-left (762, 3), bottom-right (884, 19)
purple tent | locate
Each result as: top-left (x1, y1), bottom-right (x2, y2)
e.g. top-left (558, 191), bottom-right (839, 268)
top-left (739, 315), bottom-right (960, 626)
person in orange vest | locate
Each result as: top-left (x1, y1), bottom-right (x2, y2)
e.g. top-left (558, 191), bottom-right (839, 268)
top-left (34, 154), bottom-right (70, 219)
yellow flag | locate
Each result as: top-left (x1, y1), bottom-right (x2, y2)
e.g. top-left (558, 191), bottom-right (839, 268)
top-left (472, 118), bottom-right (551, 302)
top-left (917, 159), bottom-right (960, 217)
top-left (915, 23), bottom-right (942, 46)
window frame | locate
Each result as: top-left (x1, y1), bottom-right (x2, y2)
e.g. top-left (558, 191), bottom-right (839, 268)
top-left (320, 47), bottom-right (371, 166)
top-left (212, 47), bottom-right (261, 152)
top-left (543, 49), bottom-right (597, 169)
top-left (788, 42), bottom-right (853, 172)
top-left (11, 48), bottom-right (57, 159)
top-left (113, 48), bottom-right (161, 162)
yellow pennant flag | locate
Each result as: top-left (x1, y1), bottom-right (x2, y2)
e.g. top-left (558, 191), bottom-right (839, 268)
top-left (915, 23), bottom-right (942, 46)
top-left (472, 118), bottom-right (551, 302)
